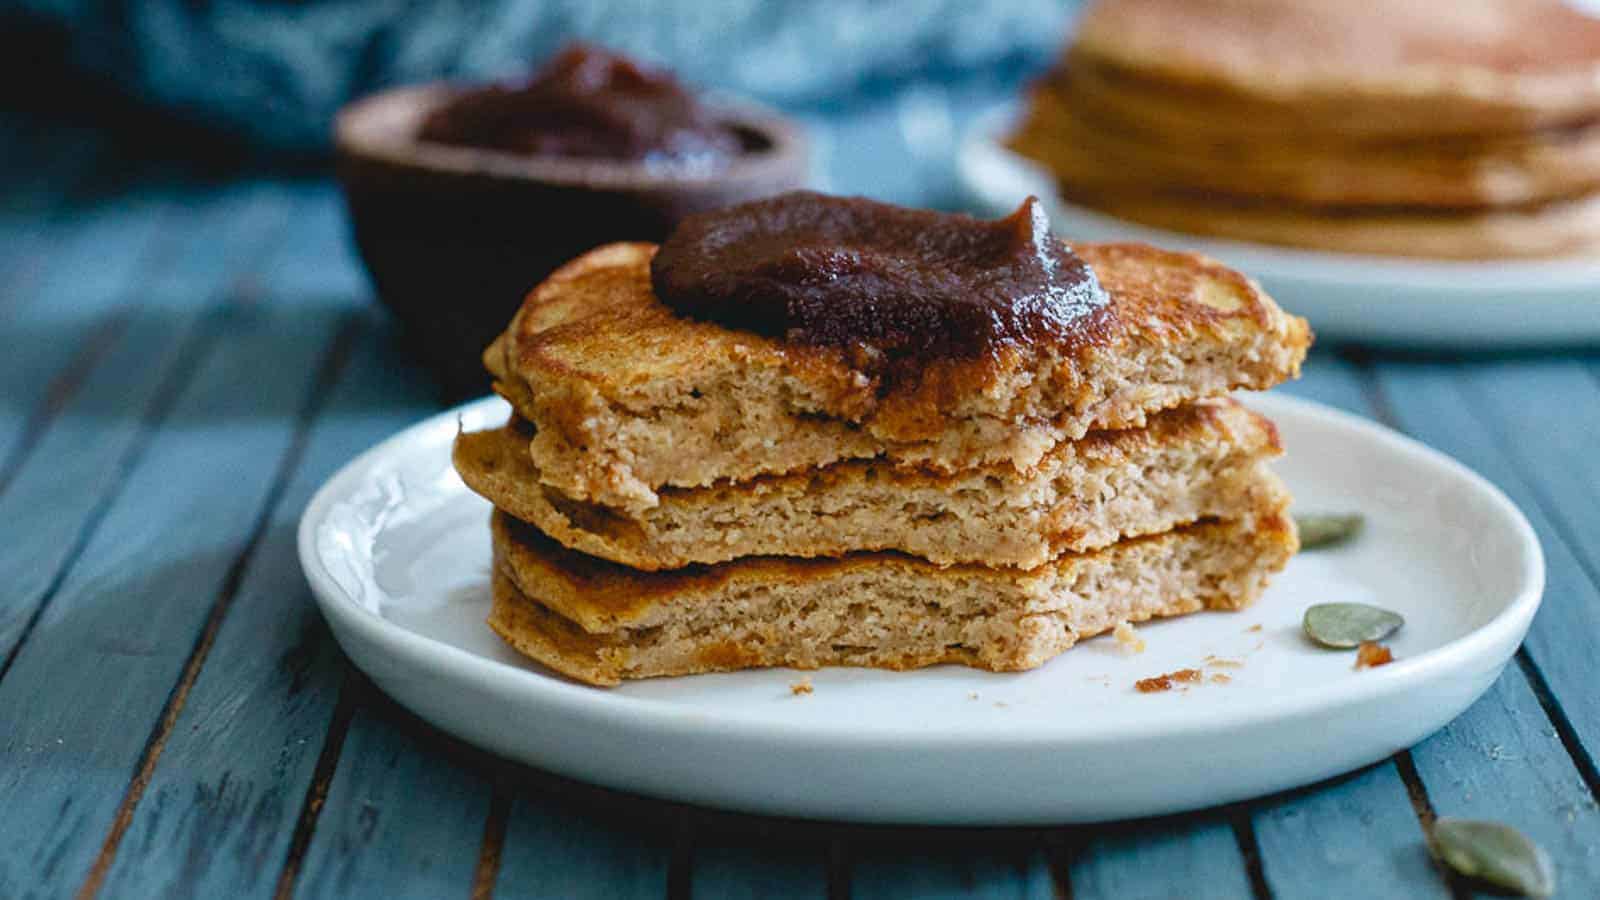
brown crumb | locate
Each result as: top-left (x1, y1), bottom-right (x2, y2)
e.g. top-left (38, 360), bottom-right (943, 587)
top-left (1246, 624), bottom-right (1263, 633)
top-left (1355, 641), bottom-right (1394, 669)
top-left (790, 677), bottom-right (814, 695)
top-left (1136, 675), bottom-right (1173, 693)
top-left (1135, 668), bottom-right (1203, 693)
top-left (1114, 622), bottom-right (1146, 654)
top-left (1203, 656), bottom-right (1244, 669)
top-left (1210, 673), bottom-right (1232, 684)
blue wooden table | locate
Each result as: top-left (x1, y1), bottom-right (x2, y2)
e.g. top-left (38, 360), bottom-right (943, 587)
top-left (3, 97), bottom-right (1599, 899)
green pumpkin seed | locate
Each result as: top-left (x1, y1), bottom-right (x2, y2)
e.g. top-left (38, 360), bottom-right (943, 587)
top-left (1295, 512), bottom-right (1364, 549)
top-left (1303, 602), bottom-right (1404, 649)
top-left (1431, 818), bottom-right (1554, 898)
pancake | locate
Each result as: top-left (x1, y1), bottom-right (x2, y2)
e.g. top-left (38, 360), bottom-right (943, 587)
top-left (1012, 78), bottom-right (1600, 209)
top-left (486, 241), bottom-right (1308, 512)
top-left (1072, 0), bottom-right (1600, 139)
top-left (486, 484), bottom-right (1296, 686)
top-left (1059, 187), bottom-right (1600, 259)
top-left (455, 398), bottom-right (1282, 570)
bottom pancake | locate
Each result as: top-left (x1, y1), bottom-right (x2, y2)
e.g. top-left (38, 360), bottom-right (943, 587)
top-left (1058, 187), bottom-right (1600, 260)
top-left (486, 498), bottom-right (1296, 687)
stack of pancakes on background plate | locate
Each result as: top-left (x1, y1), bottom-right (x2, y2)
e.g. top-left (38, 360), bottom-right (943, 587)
top-left (455, 238), bottom-right (1310, 686)
top-left (1010, 0), bottom-right (1600, 258)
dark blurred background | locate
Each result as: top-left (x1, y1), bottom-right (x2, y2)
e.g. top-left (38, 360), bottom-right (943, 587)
top-left (0, 0), bottom-right (1077, 203)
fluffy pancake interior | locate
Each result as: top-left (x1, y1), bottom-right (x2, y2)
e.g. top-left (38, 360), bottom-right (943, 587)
top-left (454, 397), bottom-right (1283, 570)
top-left (487, 499), bottom-right (1296, 686)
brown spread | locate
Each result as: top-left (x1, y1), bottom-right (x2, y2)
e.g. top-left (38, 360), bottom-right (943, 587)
top-left (418, 44), bottom-right (743, 166)
top-left (650, 191), bottom-right (1110, 371)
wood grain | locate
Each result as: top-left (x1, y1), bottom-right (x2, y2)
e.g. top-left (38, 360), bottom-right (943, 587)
top-left (1251, 764), bottom-right (1448, 900)
top-left (0, 183), bottom-right (289, 670)
top-left (0, 185), bottom-right (331, 897)
top-left (849, 842), bottom-right (1058, 900)
top-left (1065, 815), bottom-right (1253, 900)
top-left (85, 187), bottom-right (441, 897)
top-left (1410, 667), bottom-right (1600, 890)
top-left (688, 830), bottom-right (829, 900)
top-left (288, 677), bottom-right (494, 900)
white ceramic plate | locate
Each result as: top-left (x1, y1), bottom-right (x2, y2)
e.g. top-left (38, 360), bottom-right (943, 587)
top-left (299, 394), bottom-right (1543, 825)
top-left (958, 107), bottom-right (1600, 348)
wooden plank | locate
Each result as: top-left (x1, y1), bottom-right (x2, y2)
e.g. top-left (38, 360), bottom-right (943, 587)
top-left (0, 194), bottom-right (341, 896)
top-left (0, 172), bottom-right (181, 485)
top-left (490, 783), bottom-right (674, 900)
top-left (1250, 765), bottom-right (1446, 899)
top-left (1449, 358), bottom-right (1600, 595)
top-left (1367, 359), bottom-right (1600, 768)
top-left (849, 841), bottom-right (1057, 899)
top-left (1066, 815), bottom-right (1253, 900)
top-left (1408, 662), bottom-right (1600, 890)
top-left (289, 679), bottom-right (494, 900)
top-left (689, 831), bottom-right (828, 900)
top-left (0, 182), bottom-right (289, 663)
top-left (95, 321), bottom-right (439, 898)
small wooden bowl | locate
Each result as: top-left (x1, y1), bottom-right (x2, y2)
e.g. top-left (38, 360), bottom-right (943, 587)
top-left (335, 83), bottom-right (808, 396)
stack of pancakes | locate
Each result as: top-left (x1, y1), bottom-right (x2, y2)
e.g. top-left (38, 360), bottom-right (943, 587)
top-left (1010, 0), bottom-right (1600, 258)
top-left (455, 240), bottom-right (1311, 686)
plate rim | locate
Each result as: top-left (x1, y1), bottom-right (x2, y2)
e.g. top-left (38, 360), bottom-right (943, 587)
top-left (958, 104), bottom-right (1600, 293)
top-left (298, 393), bottom-right (1545, 750)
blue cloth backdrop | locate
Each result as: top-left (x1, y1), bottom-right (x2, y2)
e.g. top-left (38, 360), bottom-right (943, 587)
top-left (16, 0), bottom-right (1073, 154)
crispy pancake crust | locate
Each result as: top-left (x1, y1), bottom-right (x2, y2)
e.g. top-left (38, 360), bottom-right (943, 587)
top-left (1073, 0), bottom-right (1600, 138)
top-left (486, 493), bottom-right (1297, 686)
top-left (486, 241), bottom-right (1308, 510)
top-left (455, 398), bottom-right (1283, 569)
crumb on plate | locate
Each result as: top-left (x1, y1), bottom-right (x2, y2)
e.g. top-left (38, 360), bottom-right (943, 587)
top-left (1135, 668), bottom-right (1203, 693)
top-left (1355, 641), bottom-right (1394, 669)
top-left (790, 677), bottom-right (814, 695)
top-left (1114, 621), bottom-right (1146, 654)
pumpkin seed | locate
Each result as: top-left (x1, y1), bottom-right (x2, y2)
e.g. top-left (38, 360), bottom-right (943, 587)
top-left (1431, 818), bottom-right (1554, 898)
top-left (1303, 602), bottom-right (1404, 649)
top-left (1295, 512), bottom-right (1364, 549)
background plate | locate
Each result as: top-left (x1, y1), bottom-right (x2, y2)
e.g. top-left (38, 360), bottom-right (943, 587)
top-left (300, 394), bottom-right (1543, 825)
top-left (958, 107), bottom-right (1600, 348)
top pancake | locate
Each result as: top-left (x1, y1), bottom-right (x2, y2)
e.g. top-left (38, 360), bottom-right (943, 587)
top-left (487, 241), bottom-right (1308, 511)
top-left (1073, 0), bottom-right (1600, 138)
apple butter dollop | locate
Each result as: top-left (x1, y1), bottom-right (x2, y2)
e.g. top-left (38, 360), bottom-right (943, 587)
top-left (650, 191), bottom-right (1110, 369)
top-left (418, 44), bottom-right (743, 166)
